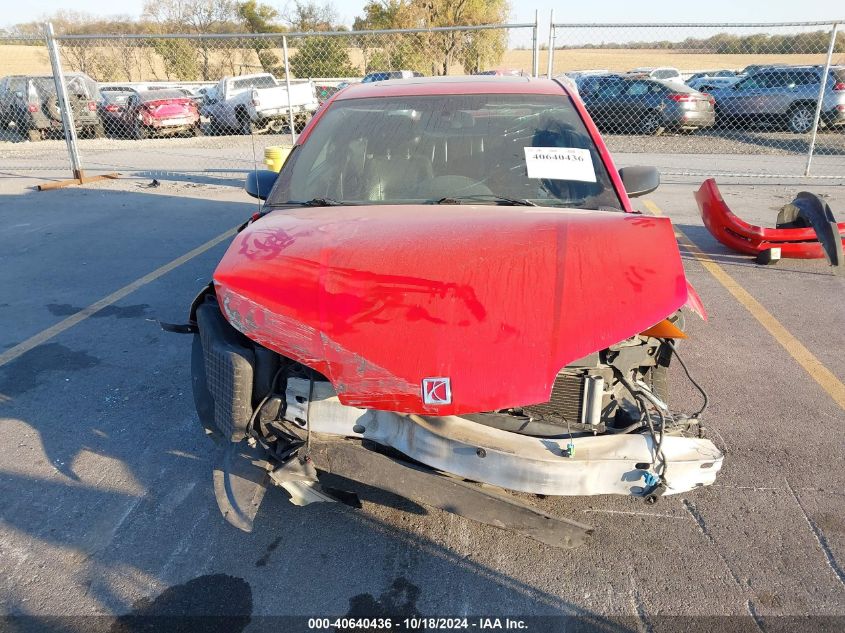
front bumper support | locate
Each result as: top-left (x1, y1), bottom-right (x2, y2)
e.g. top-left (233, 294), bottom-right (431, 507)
top-left (286, 378), bottom-right (724, 498)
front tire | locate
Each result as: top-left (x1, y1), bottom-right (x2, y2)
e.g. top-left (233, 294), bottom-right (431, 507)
top-left (639, 112), bottom-right (664, 136)
top-left (788, 104), bottom-right (815, 134)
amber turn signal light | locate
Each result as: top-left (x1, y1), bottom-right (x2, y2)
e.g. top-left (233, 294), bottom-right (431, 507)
top-left (640, 319), bottom-right (687, 339)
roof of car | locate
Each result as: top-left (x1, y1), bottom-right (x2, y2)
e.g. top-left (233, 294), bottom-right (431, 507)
top-left (135, 88), bottom-right (191, 101)
top-left (335, 75), bottom-right (569, 100)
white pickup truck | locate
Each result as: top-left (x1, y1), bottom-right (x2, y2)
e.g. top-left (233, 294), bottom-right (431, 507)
top-left (201, 73), bottom-right (320, 135)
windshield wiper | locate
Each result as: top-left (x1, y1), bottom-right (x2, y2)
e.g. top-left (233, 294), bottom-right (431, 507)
top-left (433, 194), bottom-right (537, 207)
top-left (285, 197), bottom-right (348, 207)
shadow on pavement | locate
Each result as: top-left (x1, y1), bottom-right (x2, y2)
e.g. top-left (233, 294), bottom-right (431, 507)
top-left (0, 187), bottom-right (634, 630)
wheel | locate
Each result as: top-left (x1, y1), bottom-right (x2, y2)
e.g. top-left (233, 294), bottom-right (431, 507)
top-left (90, 123), bottom-right (105, 138)
top-left (191, 123), bottom-right (203, 137)
top-left (788, 104), bottom-right (815, 134)
top-left (133, 122), bottom-right (149, 140)
top-left (27, 128), bottom-right (43, 142)
top-left (639, 112), bottom-right (664, 136)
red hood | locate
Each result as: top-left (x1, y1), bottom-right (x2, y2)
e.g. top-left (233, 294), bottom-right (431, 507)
top-left (213, 204), bottom-right (690, 414)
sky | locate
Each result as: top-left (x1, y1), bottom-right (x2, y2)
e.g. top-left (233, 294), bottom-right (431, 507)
top-left (4, 0), bottom-right (842, 30)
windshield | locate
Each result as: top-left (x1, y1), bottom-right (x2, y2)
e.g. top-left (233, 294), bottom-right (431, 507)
top-left (29, 75), bottom-right (96, 99)
top-left (267, 93), bottom-right (622, 210)
top-left (232, 75), bottom-right (277, 90)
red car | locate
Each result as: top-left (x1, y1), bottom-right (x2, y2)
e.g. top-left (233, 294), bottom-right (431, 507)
top-left (123, 89), bottom-right (201, 139)
top-left (183, 76), bottom-right (722, 546)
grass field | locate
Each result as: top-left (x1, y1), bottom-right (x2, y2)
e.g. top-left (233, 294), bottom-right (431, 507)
top-left (2, 43), bottom-right (842, 80)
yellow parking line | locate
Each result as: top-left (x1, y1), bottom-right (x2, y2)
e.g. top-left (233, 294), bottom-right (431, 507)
top-left (643, 198), bottom-right (845, 411)
top-left (0, 226), bottom-right (237, 369)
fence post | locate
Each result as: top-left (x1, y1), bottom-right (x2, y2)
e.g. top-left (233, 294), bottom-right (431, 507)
top-left (532, 10), bottom-right (539, 77)
top-left (282, 35), bottom-right (296, 145)
top-left (44, 22), bottom-right (83, 179)
top-left (805, 21), bottom-right (839, 176)
top-left (546, 11), bottom-right (555, 78)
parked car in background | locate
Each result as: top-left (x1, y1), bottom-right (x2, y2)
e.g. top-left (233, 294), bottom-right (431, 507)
top-left (474, 69), bottom-right (524, 76)
top-left (177, 86), bottom-right (209, 109)
top-left (709, 65), bottom-right (845, 133)
top-left (740, 63), bottom-right (786, 76)
top-left (686, 70), bottom-right (741, 92)
top-left (554, 74), bottom-right (580, 98)
top-left (582, 76), bottom-right (715, 135)
top-left (314, 83), bottom-right (344, 103)
top-left (570, 72), bottom-right (623, 98)
top-left (627, 67), bottom-right (684, 84)
top-left (0, 73), bottom-right (102, 141)
top-left (687, 70), bottom-right (738, 82)
top-left (120, 89), bottom-right (201, 139)
top-left (96, 89), bottom-right (134, 136)
top-left (202, 73), bottom-right (319, 134)
top-left (361, 70), bottom-right (423, 83)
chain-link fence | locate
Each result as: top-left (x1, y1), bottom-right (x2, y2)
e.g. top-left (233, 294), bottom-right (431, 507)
top-left (0, 34), bottom-right (74, 173)
top-left (4, 19), bottom-right (844, 183)
top-left (549, 20), bottom-right (845, 179)
top-left (0, 22), bottom-right (537, 182)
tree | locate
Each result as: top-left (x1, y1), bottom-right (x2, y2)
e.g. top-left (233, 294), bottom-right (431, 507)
top-left (143, 0), bottom-right (239, 79)
top-left (237, 0), bottom-right (284, 74)
top-left (283, 1), bottom-right (359, 79)
top-left (417, 0), bottom-right (510, 75)
top-left (352, 0), bottom-right (510, 75)
top-left (283, 0), bottom-right (338, 32)
top-left (353, 0), bottom-right (429, 73)
top-left (152, 38), bottom-right (201, 79)
top-left (289, 36), bottom-right (359, 78)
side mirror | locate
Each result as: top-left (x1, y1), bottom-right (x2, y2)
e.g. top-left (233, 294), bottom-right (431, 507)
top-left (619, 165), bottom-right (660, 198)
top-left (245, 169), bottom-right (278, 200)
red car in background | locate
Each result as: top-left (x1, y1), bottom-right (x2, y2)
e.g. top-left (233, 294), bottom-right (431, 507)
top-left (122, 89), bottom-right (201, 139)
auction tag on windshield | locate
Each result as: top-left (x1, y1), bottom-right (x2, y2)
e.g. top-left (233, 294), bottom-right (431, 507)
top-left (524, 147), bottom-right (596, 182)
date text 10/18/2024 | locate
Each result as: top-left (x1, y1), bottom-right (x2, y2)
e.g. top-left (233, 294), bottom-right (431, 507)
top-left (308, 617), bottom-right (529, 630)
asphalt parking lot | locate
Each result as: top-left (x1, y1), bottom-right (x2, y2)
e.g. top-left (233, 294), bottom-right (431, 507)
top-left (0, 168), bottom-right (843, 631)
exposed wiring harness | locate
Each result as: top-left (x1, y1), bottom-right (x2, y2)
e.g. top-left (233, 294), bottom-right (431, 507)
top-left (612, 370), bottom-right (668, 481)
top-left (667, 340), bottom-right (709, 419)
top-left (608, 339), bottom-right (711, 503)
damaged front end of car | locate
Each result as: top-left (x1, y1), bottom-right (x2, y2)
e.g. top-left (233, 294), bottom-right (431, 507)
top-left (179, 203), bottom-right (723, 549)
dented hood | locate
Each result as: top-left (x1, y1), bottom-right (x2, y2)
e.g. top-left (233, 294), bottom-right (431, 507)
top-left (213, 204), bottom-right (690, 415)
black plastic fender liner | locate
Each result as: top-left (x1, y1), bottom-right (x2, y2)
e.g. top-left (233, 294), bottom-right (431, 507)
top-left (309, 437), bottom-right (594, 549)
top-left (777, 192), bottom-right (844, 268)
top-left (195, 301), bottom-right (255, 441)
top-left (212, 442), bottom-right (271, 532)
top-left (191, 334), bottom-right (218, 439)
